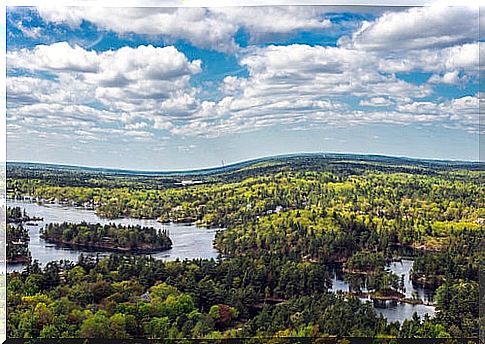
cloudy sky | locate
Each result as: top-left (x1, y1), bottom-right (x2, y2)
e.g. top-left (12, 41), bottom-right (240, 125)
top-left (6, 5), bottom-right (480, 170)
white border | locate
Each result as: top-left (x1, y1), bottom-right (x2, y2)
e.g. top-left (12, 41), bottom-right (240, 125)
top-left (1, 2), bottom-right (483, 342)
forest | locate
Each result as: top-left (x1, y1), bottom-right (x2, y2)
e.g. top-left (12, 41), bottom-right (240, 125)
top-left (40, 222), bottom-right (173, 253)
top-left (5, 155), bottom-right (484, 340)
top-left (6, 254), bottom-right (477, 339)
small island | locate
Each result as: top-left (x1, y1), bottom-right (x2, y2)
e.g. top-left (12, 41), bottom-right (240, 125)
top-left (40, 222), bottom-right (173, 253)
top-left (7, 206), bottom-right (43, 224)
top-left (342, 251), bottom-right (418, 304)
top-left (7, 224), bottom-right (31, 264)
top-left (343, 251), bottom-right (387, 274)
top-left (7, 207), bottom-right (35, 264)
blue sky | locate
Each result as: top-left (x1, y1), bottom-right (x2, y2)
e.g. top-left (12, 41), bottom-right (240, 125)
top-left (6, 6), bottom-right (480, 170)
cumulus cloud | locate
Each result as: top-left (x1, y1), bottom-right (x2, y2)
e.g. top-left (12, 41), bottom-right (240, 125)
top-left (8, 42), bottom-right (100, 73)
top-left (36, 6), bottom-right (332, 52)
top-left (8, 42), bottom-right (201, 83)
top-left (36, 7), bottom-right (239, 52)
top-left (347, 6), bottom-right (478, 51)
top-left (211, 6), bottom-right (331, 44)
top-left (169, 39), bottom-right (477, 137)
top-left (377, 43), bottom-right (478, 76)
top-left (359, 97), bottom-right (394, 107)
top-left (394, 95), bottom-right (478, 132)
top-left (8, 43), bottom-right (201, 105)
top-left (334, 7), bottom-right (479, 87)
top-left (7, 74), bottom-right (96, 108)
top-left (7, 6), bottom-right (480, 144)
top-left (167, 43), bottom-right (432, 137)
top-left (7, 43), bottom-right (203, 141)
top-left (428, 71), bottom-right (467, 85)
top-left (237, 44), bottom-right (433, 99)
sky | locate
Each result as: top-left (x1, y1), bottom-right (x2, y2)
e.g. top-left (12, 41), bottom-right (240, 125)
top-left (5, 5), bottom-right (481, 170)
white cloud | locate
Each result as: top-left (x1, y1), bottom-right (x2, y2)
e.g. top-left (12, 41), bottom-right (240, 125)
top-left (37, 7), bottom-right (238, 52)
top-left (7, 6), bottom-right (479, 144)
top-left (170, 42), bottom-right (476, 137)
top-left (8, 42), bottom-right (99, 73)
top-left (428, 70), bottom-right (467, 85)
top-left (347, 6), bottom-right (478, 51)
top-left (341, 6), bottom-right (479, 84)
top-left (211, 6), bottom-right (331, 43)
top-left (377, 43), bottom-right (478, 76)
top-left (7, 42), bottom-right (202, 114)
top-left (8, 43), bottom-right (201, 84)
top-left (395, 95), bottom-right (478, 132)
top-left (7, 75), bottom-right (95, 106)
top-left (359, 97), bottom-right (393, 107)
top-left (7, 102), bottom-right (120, 126)
top-left (7, 43), bottom-right (203, 141)
top-left (124, 122), bottom-right (148, 130)
top-left (15, 20), bottom-right (42, 38)
top-left (36, 6), bottom-right (332, 52)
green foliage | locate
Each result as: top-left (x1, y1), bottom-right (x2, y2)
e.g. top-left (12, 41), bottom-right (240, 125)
top-left (434, 281), bottom-right (479, 337)
top-left (7, 206), bottom-right (31, 223)
top-left (344, 251), bottom-right (386, 273)
top-left (41, 222), bottom-right (172, 252)
top-left (7, 224), bottom-right (31, 263)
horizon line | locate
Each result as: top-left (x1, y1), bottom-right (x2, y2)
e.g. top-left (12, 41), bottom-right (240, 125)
top-left (6, 151), bottom-right (484, 175)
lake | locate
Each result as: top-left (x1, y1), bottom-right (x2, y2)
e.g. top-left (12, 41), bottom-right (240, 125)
top-left (7, 200), bottom-right (436, 323)
top-left (7, 200), bottom-right (221, 273)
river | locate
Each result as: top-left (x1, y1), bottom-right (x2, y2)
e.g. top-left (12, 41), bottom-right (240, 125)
top-left (7, 200), bottom-right (436, 323)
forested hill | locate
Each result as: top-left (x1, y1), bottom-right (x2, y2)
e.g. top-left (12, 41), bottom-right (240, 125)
top-left (7, 153), bottom-right (484, 189)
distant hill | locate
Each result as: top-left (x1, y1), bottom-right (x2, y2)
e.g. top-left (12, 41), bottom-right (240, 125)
top-left (7, 152), bottom-right (484, 178)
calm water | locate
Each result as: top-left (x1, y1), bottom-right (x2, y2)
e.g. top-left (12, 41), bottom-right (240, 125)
top-left (7, 200), bottom-right (221, 273)
top-left (330, 259), bottom-right (436, 322)
top-left (7, 200), bottom-right (436, 322)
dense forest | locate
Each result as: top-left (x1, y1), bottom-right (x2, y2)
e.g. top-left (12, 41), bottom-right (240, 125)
top-left (7, 255), bottom-right (475, 339)
top-left (6, 155), bottom-right (484, 339)
top-left (41, 222), bottom-right (172, 253)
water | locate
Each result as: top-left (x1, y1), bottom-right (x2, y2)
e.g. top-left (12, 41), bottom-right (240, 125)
top-left (330, 260), bottom-right (436, 323)
top-left (387, 260), bottom-right (434, 303)
top-left (7, 200), bottom-right (436, 323)
top-left (7, 200), bottom-right (221, 272)
top-left (373, 298), bottom-right (436, 323)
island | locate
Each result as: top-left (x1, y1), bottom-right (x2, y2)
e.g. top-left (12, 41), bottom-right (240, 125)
top-left (40, 222), bottom-right (173, 253)
top-left (6, 207), bottom-right (35, 264)
top-left (7, 206), bottom-right (43, 224)
top-left (7, 224), bottom-right (31, 264)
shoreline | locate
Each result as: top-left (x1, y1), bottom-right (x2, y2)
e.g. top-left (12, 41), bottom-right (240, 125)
top-left (7, 255), bottom-right (31, 264)
top-left (341, 291), bottom-right (435, 306)
top-left (8, 198), bottom-right (224, 229)
top-left (41, 237), bottom-right (172, 254)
